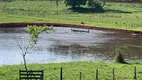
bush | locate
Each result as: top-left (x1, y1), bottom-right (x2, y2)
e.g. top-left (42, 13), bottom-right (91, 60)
top-left (64, 0), bottom-right (87, 8)
top-left (114, 47), bottom-right (127, 64)
top-left (87, 0), bottom-right (105, 9)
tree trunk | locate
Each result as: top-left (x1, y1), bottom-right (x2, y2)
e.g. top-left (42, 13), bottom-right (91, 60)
top-left (23, 54), bottom-right (28, 71)
top-left (23, 54), bottom-right (29, 79)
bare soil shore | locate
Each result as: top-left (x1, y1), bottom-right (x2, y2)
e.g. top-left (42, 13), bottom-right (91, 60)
top-left (0, 22), bottom-right (142, 35)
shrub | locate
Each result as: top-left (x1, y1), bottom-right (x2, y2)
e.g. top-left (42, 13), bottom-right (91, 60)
top-left (114, 47), bottom-right (127, 64)
top-left (87, 0), bottom-right (105, 9)
top-left (64, 0), bottom-right (87, 8)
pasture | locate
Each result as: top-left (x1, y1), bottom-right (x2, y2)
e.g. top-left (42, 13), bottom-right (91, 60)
top-left (0, 62), bottom-right (142, 80)
top-left (0, 1), bottom-right (142, 30)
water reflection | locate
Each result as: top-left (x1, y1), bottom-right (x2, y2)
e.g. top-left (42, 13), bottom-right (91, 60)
top-left (0, 27), bottom-right (142, 65)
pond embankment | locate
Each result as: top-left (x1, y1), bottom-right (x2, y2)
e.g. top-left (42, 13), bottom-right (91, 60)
top-left (0, 22), bottom-right (142, 35)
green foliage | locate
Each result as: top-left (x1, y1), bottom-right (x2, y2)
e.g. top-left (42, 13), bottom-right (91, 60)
top-left (64, 0), bottom-right (87, 8)
top-left (26, 25), bottom-right (53, 45)
top-left (17, 25), bottom-right (53, 70)
top-left (114, 46), bottom-right (127, 64)
top-left (87, 0), bottom-right (104, 9)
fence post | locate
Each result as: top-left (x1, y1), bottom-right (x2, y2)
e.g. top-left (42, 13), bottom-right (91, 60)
top-left (42, 70), bottom-right (44, 80)
top-left (19, 70), bottom-right (20, 80)
top-left (134, 67), bottom-right (137, 79)
top-left (96, 69), bottom-right (99, 80)
top-left (80, 72), bottom-right (82, 80)
top-left (60, 67), bottom-right (63, 80)
top-left (112, 68), bottom-right (115, 80)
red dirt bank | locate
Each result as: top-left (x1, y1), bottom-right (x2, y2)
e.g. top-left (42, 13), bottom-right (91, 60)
top-left (0, 22), bottom-right (142, 35)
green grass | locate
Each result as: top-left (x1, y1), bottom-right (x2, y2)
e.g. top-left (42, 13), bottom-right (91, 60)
top-left (0, 1), bottom-right (142, 30)
top-left (0, 62), bottom-right (142, 80)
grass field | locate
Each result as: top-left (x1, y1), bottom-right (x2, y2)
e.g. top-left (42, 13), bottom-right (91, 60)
top-left (0, 62), bottom-right (142, 80)
top-left (0, 1), bottom-right (142, 30)
top-left (0, 1), bottom-right (142, 80)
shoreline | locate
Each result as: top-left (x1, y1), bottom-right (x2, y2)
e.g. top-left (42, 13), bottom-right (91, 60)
top-left (0, 22), bottom-right (142, 35)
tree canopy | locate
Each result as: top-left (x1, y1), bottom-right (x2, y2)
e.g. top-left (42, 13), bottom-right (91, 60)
top-left (64, 0), bottom-right (105, 11)
top-left (88, 0), bottom-right (103, 9)
top-left (64, 0), bottom-right (87, 8)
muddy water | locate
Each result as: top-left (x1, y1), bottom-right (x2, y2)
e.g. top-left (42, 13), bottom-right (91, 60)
top-left (0, 27), bottom-right (142, 65)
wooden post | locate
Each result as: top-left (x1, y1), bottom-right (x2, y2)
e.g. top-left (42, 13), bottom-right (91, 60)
top-left (19, 70), bottom-right (20, 80)
top-left (42, 70), bottom-right (44, 80)
top-left (96, 69), bottom-right (99, 80)
top-left (60, 67), bottom-right (63, 80)
top-left (112, 68), bottom-right (115, 80)
top-left (80, 72), bottom-right (82, 80)
top-left (134, 67), bottom-right (137, 79)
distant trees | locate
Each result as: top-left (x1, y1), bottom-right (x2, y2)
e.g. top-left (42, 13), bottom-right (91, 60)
top-left (64, 0), bottom-right (105, 10)
top-left (88, 0), bottom-right (105, 9)
top-left (64, 0), bottom-right (87, 8)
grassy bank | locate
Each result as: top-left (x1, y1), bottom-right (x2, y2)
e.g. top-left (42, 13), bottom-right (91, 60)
top-left (0, 62), bottom-right (142, 80)
top-left (0, 1), bottom-right (142, 30)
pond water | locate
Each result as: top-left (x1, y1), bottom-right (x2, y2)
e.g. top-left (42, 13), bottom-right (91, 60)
top-left (0, 27), bottom-right (142, 65)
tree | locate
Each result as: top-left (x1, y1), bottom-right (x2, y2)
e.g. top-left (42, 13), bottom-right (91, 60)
top-left (14, 25), bottom-right (53, 71)
top-left (64, 0), bottom-right (87, 8)
top-left (87, 0), bottom-right (105, 9)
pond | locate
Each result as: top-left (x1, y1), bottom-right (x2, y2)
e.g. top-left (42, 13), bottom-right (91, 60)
top-left (0, 27), bottom-right (142, 65)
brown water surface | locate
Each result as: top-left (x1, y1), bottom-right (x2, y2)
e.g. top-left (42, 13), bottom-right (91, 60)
top-left (0, 27), bottom-right (142, 65)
